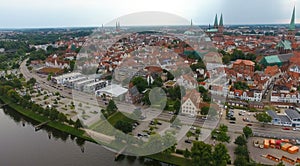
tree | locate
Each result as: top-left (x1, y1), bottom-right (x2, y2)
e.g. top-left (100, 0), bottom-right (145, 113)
top-left (234, 146), bottom-right (249, 159)
top-left (74, 119), bottom-right (83, 128)
top-left (183, 148), bottom-right (191, 159)
top-left (195, 128), bottom-right (201, 135)
top-left (186, 131), bottom-right (193, 140)
top-left (114, 121), bottom-right (132, 133)
top-left (212, 143), bottom-right (231, 166)
top-left (191, 141), bottom-right (212, 166)
top-left (201, 106), bottom-right (209, 115)
top-left (234, 155), bottom-right (248, 166)
top-left (131, 76), bottom-right (148, 93)
top-left (234, 135), bottom-right (247, 146)
top-left (173, 99), bottom-right (181, 114)
top-left (106, 100), bottom-right (118, 114)
top-left (243, 126), bottom-right (253, 139)
top-left (255, 112), bottom-right (272, 126)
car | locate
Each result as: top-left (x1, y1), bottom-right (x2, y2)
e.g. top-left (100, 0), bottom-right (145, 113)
top-left (229, 121), bottom-right (236, 124)
top-left (137, 133), bottom-right (143, 137)
top-left (184, 140), bottom-right (192, 144)
top-left (282, 127), bottom-right (291, 130)
top-left (157, 122), bottom-right (162, 125)
top-left (293, 128), bottom-right (300, 131)
top-left (246, 123), bottom-right (253, 126)
top-left (190, 126), bottom-right (197, 130)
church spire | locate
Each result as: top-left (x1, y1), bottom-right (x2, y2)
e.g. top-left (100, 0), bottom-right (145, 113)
top-left (214, 14), bottom-right (218, 28)
top-left (289, 6), bottom-right (296, 30)
top-left (191, 19), bottom-right (193, 27)
top-left (219, 13), bottom-right (223, 27)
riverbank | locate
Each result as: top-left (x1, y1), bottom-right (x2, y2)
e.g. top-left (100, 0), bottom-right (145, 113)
top-left (0, 95), bottom-right (191, 166)
top-left (0, 96), bottom-right (95, 143)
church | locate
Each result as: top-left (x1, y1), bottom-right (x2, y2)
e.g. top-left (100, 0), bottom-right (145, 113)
top-left (206, 14), bottom-right (224, 42)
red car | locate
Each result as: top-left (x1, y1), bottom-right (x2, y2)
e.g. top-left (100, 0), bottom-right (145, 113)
top-left (246, 123), bottom-right (252, 126)
top-left (282, 127), bottom-right (291, 130)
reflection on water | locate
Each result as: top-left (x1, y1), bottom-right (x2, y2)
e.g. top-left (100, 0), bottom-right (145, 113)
top-left (0, 105), bottom-right (168, 166)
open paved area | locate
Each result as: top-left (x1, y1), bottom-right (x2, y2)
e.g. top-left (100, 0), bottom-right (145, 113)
top-left (248, 137), bottom-right (300, 166)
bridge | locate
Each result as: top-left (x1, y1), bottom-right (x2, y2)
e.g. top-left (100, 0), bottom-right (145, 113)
top-left (34, 120), bottom-right (51, 131)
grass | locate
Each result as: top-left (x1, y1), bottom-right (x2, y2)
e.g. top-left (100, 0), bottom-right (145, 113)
top-left (107, 111), bottom-right (136, 126)
top-left (0, 95), bottom-right (95, 143)
top-left (147, 153), bottom-right (192, 166)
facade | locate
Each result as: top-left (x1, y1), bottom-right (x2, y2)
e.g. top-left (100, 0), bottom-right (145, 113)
top-left (74, 79), bottom-right (95, 91)
top-left (95, 84), bottom-right (128, 100)
top-left (83, 80), bottom-right (108, 93)
top-left (125, 86), bottom-right (142, 104)
top-left (232, 59), bottom-right (255, 75)
top-left (267, 109), bottom-right (300, 127)
top-left (181, 89), bottom-right (202, 116)
top-left (51, 72), bottom-right (82, 84)
top-left (65, 77), bottom-right (87, 88)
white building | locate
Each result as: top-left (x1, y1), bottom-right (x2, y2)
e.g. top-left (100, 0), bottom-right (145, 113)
top-left (95, 84), bottom-right (128, 100)
top-left (74, 79), bottom-right (95, 91)
top-left (51, 72), bottom-right (82, 84)
top-left (181, 89), bottom-right (201, 116)
top-left (83, 80), bottom-right (108, 93)
top-left (65, 77), bottom-right (87, 88)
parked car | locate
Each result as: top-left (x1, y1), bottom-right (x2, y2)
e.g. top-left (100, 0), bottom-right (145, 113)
top-left (247, 123), bottom-right (253, 126)
top-left (185, 140), bottom-right (192, 144)
top-left (293, 128), bottom-right (300, 131)
top-left (229, 121), bottom-right (236, 124)
top-left (282, 127), bottom-right (291, 130)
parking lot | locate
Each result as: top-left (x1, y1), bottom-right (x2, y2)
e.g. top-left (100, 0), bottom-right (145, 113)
top-left (248, 137), bottom-right (300, 166)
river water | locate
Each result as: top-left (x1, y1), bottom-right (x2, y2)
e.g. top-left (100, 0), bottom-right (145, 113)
top-left (0, 107), bottom-right (163, 166)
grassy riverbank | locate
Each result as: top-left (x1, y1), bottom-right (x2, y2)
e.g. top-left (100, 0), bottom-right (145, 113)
top-left (0, 95), bottom-right (191, 165)
top-left (0, 95), bottom-right (95, 143)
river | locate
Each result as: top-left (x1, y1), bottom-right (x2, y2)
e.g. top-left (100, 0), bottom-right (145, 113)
top-left (0, 107), bottom-right (165, 166)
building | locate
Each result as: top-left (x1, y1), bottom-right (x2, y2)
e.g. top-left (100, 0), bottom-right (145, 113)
top-left (51, 72), bottom-right (82, 84)
top-left (232, 59), bottom-right (255, 75)
top-left (285, 109), bottom-right (300, 127)
top-left (181, 89), bottom-right (202, 116)
top-left (249, 101), bottom-right (265, 109)
top-left (125, 86), bottom-right (142, 104)
top-left (206, 13), bottom-right (224, 41)
top-left (267, 110), bottom-right (282, 125)
top-left (95, 84), bottom-right (128, 100)
top-left (74, 79), bottom-right (95, 91)
top-left (65, 77), bottom-right (87, 88)
top-left (83, 80), bottom-right (108, 93)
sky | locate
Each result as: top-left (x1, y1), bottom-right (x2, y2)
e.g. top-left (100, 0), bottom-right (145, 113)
top-left (0, 0), bottom-right (299, 28)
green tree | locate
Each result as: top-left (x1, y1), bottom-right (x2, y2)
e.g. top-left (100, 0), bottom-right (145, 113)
top-left (234, 155), bottom-right (248, 166)
top-left (234, 135), bottom-right (247, 146)
top-left (201, 106), bottom-right (209, 115)
top-left (74, 119), bottom-right (83, 128)
top-left (183, 148), bottom-right (191, 159)
top-left (173, 99), bottom-right (181, 114)
top-left (191, 141), bottom-right (212, 166)
top-left (255, 112), bottom-right (272, 126)
top-left (131, 76), bottom-right (148, 93)
top-left (234, 146), bottom-right (249, 160)
top-left (186, 131), bottom-right (193, 140)
top-left (212, 143), bottom-right (231, 166)
top-left (114, 121), bottom-right (132, 133)
top-left (243, 126), bottom-right (253, 139)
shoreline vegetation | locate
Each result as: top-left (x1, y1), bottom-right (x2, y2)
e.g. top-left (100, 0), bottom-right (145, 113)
top-left (0, 95), bottom-right (191, 166)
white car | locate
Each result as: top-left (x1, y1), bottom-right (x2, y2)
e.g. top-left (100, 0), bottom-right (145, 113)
top-left (293, 128), bottom-right (300, 131)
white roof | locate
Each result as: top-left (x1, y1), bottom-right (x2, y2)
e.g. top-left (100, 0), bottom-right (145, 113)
top-left (76, 79), bottom-right (95, 85)
top-left (96, 84), bottom-right (128, 97)
top-left (67, 77), bottom-right (86, 83)
top-left (53, 72), bottom-right (81, 80)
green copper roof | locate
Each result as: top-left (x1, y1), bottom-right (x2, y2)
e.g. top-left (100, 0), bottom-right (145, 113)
top-left (219, 14), bottom-right (223, 26)
top-left (276, 40), bottom-right (292, 50)
top-left (214, 14), bottom-right (218, 27)
top-left (289, 6), bottom-right (296, 30)
top-left (263, 55), bottom-right (281, 64)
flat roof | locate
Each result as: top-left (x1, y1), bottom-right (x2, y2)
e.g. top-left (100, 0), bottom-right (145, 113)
top-left (53, 72), bottom-right (81, 80)
top-left (96, 84), bottom-right (128, 97)
top-left (76, 79), bottom-right (95, 85)
top-left (67, 76), bottom-right (86, 83)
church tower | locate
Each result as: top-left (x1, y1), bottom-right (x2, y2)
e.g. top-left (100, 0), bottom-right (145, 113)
top-left (214, 14), bottom-right (218, 29)
top-left (287, 6), bottom-right (296, 44)
top-left (218, 13), bottom-right (224, 34)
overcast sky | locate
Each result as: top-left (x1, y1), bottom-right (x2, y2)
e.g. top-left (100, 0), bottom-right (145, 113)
top-left (0, 0), bottom-right (299, 28)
